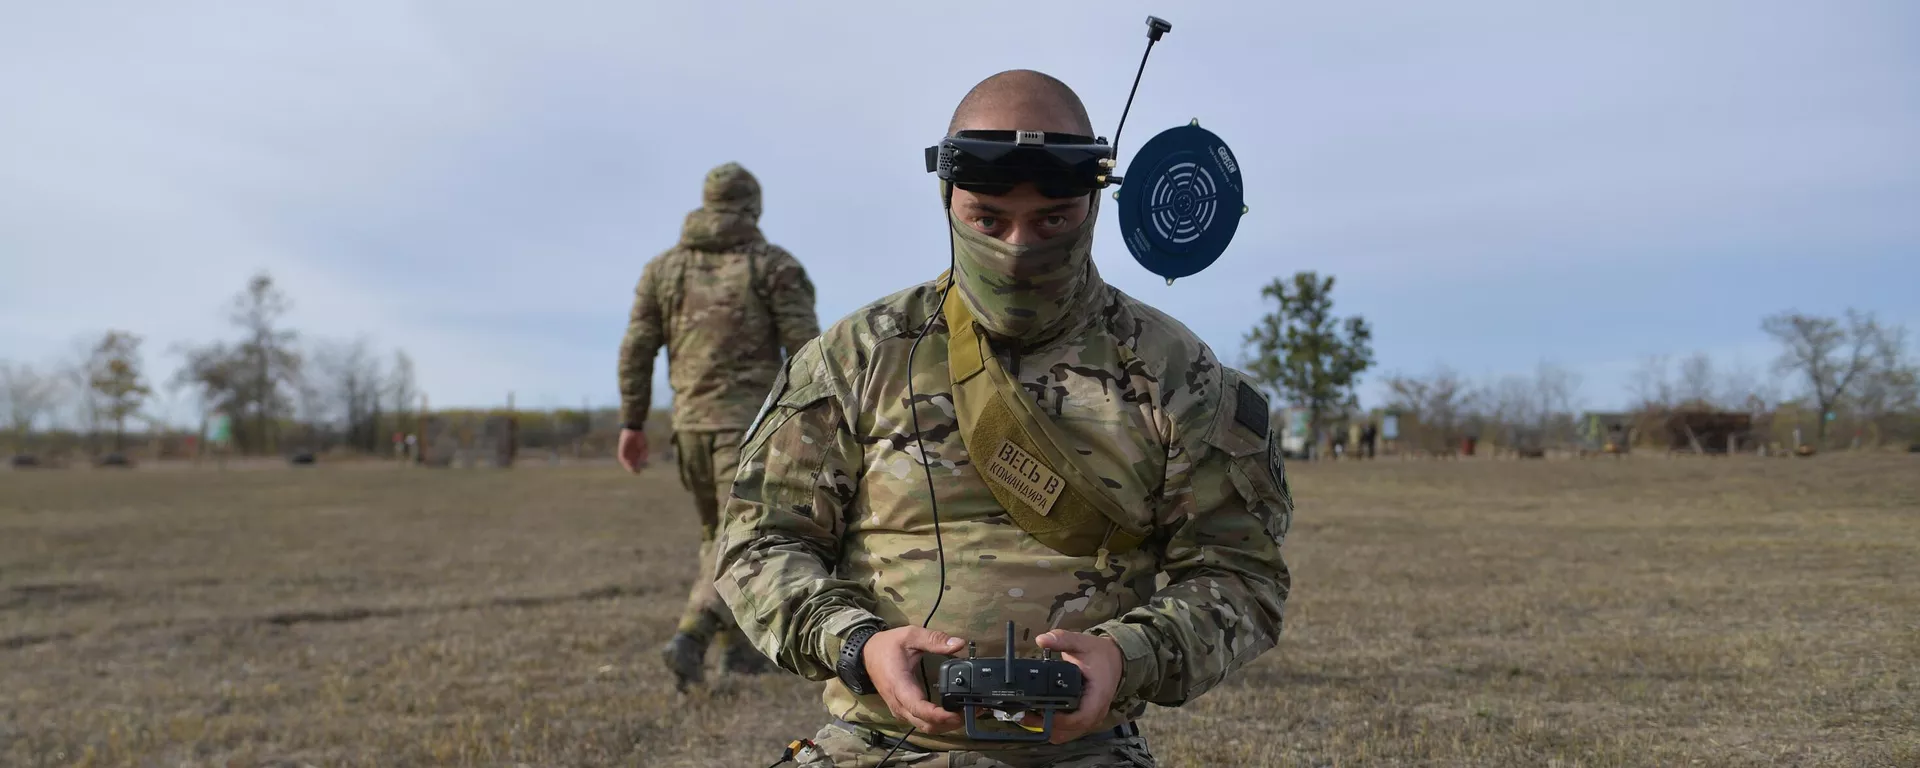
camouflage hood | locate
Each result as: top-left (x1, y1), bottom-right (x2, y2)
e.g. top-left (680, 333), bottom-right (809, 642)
top-left (678, 162), bottom-right (765, 251)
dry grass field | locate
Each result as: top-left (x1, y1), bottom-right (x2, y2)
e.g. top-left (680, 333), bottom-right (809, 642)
top-left (2, 454), bottom-right (1916, 767)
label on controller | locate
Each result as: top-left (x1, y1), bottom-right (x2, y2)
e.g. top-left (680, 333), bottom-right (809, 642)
top-left (985, 438), bottom-right (1065, 516)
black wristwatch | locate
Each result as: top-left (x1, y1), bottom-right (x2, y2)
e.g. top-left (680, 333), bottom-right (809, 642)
top-left (836, 623), bottom-right (884, 696)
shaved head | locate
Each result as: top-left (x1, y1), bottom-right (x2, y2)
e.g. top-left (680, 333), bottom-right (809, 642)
top-left (948, 69), bottom-right (1095, 137)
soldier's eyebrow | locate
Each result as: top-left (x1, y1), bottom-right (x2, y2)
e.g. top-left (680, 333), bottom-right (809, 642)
top-left (960, 200), bottom-right (1007, 216)
top-left (958, 201), bottom-right (1078, 217)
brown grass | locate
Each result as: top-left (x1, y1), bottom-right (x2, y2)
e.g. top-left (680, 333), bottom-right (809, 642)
top-left (2, 455), bottom-right (1915, 767)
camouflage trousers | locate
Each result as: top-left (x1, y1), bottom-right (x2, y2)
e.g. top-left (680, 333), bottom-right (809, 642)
top-left (671, 429), bottom-right (746, 650)
top-left (797, 720), bottom-right (1156, 768)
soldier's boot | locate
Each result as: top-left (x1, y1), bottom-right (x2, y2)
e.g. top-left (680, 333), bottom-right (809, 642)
top-left (718, 626), bottom-right (772, 676)
top-left (662, 608), bottom-right (724, 692)
top-left (659, 632), bottom-right (706, 693)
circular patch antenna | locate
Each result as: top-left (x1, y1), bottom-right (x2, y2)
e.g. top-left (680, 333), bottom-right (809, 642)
top-left (1114, 121), bottom-right (1245, 281)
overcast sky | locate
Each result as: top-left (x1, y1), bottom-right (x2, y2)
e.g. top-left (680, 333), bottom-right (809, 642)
top-left (2, 1), bottom-right (1915, 425)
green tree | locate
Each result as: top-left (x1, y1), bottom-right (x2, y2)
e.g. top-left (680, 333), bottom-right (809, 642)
top-left (86, 330), bottom-right (151, 452)
top-left (1243, 271), bottom-right (1375, 456)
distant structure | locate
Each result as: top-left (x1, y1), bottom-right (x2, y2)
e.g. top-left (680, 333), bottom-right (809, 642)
top-left (1276, 406), bottom-right (1312, 459)
top-left (419, 413), bottom-right (517, 468)
top-left (1662, 410), bottom-right (1753, 454)
top-left (1579, 412), bottom-right (1635, 455)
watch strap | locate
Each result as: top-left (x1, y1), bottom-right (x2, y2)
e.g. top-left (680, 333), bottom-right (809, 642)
top-left (836, 623), bottom-right (883, 696)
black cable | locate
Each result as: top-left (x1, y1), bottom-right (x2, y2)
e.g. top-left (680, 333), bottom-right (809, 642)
top-left (907, 189), bottom-right (960, 632)
top-left (873, 724), bottom-right (920, 767)
top-left (904, 291), bottom-right (952, 631)
top-left (903, 299), bottom-right (950, 630)
top-left (1110, 38), bottom-right (1156, 162)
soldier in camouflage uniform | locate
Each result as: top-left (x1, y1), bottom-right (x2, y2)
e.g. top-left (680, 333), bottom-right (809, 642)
top-left (713, 71), bottom-right (1293, 766)
top-left (618, 162), bottom-right (820, 691)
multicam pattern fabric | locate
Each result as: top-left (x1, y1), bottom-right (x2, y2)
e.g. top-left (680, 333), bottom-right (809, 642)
top-left (671, 429), bottom-right (747, 644)
top-left (797, 720), bottom-right (1157, 767)
top-left (618, 163), bottom-right (819, 432)
top-left (713, 254), bottom-right (1294, 752)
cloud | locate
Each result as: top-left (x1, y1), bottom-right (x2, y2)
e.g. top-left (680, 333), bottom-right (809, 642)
top-left (2, 0), bottom-right (1915, 426)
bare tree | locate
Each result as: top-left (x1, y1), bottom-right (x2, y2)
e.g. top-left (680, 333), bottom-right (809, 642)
top-left (1628, 354), bottom-right (1675, 410)
top-left (1761, 309), bottom-right (1879, 445)
top-left (1382, 363), bottom-right (1470, 455)
top-left (290, 358), bottom-right (329, 449)
top-left (49, 335), bottom-right (104, 442)
top-left (1716, 356), bottom-right (1770, 411)
top-left (1851, 321), bottom-right (1918, 441)
top-left (1, 361), bottom-right (61, 452)
top-left (1532, 361), bottom-right (1584, 445)
top-left (231, 272), bottom-right (302, 452)
top-left (310, 336), bottom-right (387, 452)
top-left (172, 341), bottom-right (240, 439)
top-left (1677, 352), bottom-right (1716, 406)
top-left (177, 272), bottom-right (303, 455)
top-left (1480, 374), bottom-right (1539, 448)
top-left (387, 349), bottom-right (417, 438)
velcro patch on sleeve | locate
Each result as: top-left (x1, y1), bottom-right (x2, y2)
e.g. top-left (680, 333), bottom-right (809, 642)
top-left (1234, 380), bottom-right (1270, 439)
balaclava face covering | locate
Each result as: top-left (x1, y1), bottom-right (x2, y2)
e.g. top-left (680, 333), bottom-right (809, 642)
top-left (680, 162), bottom-right (765, 251)
top-left (947, 191), bottom-right (1100, 343)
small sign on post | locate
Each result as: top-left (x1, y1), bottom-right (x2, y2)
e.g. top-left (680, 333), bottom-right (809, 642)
top-left (207, 413), bottom-right (232, 470)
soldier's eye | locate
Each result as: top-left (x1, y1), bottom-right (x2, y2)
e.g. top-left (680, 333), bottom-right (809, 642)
top-left (1042, 215), bottom-right (1067, 229)
top-left (972, 216), bottom-right (1000, 232)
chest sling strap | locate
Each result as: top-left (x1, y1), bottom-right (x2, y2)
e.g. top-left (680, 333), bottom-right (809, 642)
top-left (940, 273), bottom-right (1148, 569)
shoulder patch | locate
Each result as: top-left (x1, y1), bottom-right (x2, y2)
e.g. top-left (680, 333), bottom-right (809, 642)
top-left (1234, 380), bottom-right (1270, 438)
top-left (1265, 437), bottom-right (1294, 542)
top-left (1203, 367), bottom-right (1269, 459)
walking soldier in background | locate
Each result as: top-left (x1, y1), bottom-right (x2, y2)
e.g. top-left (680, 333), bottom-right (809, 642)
top-left (618, 162), bottom-right (820, 690)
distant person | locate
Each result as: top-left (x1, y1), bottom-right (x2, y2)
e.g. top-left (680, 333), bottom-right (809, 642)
top-left (712, 70), bottom-right (1292, 765)
top-left (617, 162), bottom-right (820, 691)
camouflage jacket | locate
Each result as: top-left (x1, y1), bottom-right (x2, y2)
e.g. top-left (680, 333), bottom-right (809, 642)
top-left (713, 264), bottom-right (1294, 750)
top-left (618, 164), bottom-right (819, 432)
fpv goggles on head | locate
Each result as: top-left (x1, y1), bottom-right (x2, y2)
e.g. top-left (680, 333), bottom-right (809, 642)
top-left (925, 130), bottom-right (1119, 199)
top-left (917, 15), bottom-right (1249, 285)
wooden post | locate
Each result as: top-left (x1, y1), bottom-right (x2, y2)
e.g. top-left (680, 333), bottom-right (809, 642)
top-left (419, 393), bottom-right (430, 466)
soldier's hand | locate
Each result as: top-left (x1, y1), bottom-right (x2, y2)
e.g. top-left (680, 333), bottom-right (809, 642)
top-left (862, 626), bottom-right (968, 735)
top-left (617, 428), bottom-right (649, 472)
top-left (1027, 630), bottom-right (1124, 744)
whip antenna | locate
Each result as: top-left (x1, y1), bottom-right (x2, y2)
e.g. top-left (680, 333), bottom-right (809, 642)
top-left (1112, 16), bottom-right (1171, 160)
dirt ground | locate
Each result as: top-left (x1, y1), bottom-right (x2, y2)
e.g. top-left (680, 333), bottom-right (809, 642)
top-left (2, 454), bottom-right (1915, 767)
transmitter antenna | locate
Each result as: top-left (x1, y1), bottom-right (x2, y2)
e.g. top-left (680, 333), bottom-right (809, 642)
top-left (1112, 16), bottom-right (1172, 163)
